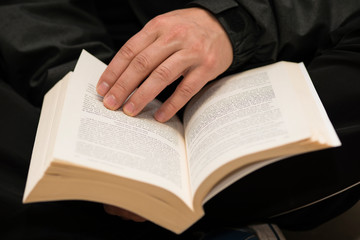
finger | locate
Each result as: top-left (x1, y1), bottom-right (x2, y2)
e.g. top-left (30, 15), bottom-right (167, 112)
top-left (122, 50), bottom-right (193, 116)
top-left (96, 28), bottom-right (157, 97)
top-left (101, 36), bottom-right (182, 110)
top-left (154, 69), bottom-right (209, 122)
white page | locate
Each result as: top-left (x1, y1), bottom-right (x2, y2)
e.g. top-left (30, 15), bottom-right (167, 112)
top-left (297, 63), bottom-right (341, 146)
top-left (53, 50), bottom-right (191, 203)
top-left (184, 62), bottom-right (311, 193)
top-left (23, 78), bottom-right (65, 200)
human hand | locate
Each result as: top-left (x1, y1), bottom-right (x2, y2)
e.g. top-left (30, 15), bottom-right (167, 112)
top-left (103, 204), bottom-right (147, 222)
top-left (96, 7), bottom-right (233, 122)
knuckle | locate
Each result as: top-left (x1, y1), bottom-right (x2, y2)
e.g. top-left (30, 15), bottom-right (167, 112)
top-left (153, 65), bottom-right (172, 83)
top-left (203, 54), bottom-right (217, 70)
top-left (132, 53), bottom-right (150, 73)
top-left (119, 44), bottom-right (136, 60)
top-left (146, 15), bottom-right (165, 31)
top-left (178, 83), bottom-right (195, 98)
top-left (159, 25), bottom-right (188, 45)
top-left (165, 99), bottom-right (179, 113)
top-left (113, 80), bottom-right (130, 94)
top-left (150, 14), bottom-right (166, 27)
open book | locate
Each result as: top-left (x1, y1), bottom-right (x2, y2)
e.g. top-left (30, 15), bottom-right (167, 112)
top-left (23, 50), bottom-right (340, 234)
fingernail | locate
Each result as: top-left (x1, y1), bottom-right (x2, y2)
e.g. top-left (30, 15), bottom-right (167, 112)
top-left (123, 102), bottom-right (135, 116)
top-left (104, 94), bottom-right (117, 109)
top-left (154, 110), bottom-right (166, 122)
top-left (97, 82), bottom-right (110, 96)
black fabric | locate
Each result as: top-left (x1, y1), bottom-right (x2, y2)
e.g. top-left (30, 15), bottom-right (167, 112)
top-left (0, 0), bottom-right (115, 107)
top-left (0, 0), bottom-right (359, 239)
top-left (272, 184), bottom-right (360, 231)
top-left (127, 0), bottom-right (190, 25)
top-left (188, 0), bottom-right (239, 14)
top-left (190, 0), bottom-right (360, 73)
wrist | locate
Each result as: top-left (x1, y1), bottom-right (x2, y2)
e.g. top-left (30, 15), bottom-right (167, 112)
top-left (187, 0), bottom-right (260, 73)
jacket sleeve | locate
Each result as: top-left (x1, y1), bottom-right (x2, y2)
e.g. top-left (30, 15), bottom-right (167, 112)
top-left (188, 0), bottom-right (360, 72)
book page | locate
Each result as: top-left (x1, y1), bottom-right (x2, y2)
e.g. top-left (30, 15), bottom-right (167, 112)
top-left (183, 62), bottom-right (311, 194)
top-left (53, 51), bottom-right (191, 203)
top-left (23, 75), bottom-right (68, 200)
top-left (297, 63), bottom-right (340, 146)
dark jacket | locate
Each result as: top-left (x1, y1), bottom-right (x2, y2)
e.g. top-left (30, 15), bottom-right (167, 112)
top-left (1, 0), bottom-right (359, 105)
top-left (131, 0), bottom-right (360, 71)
